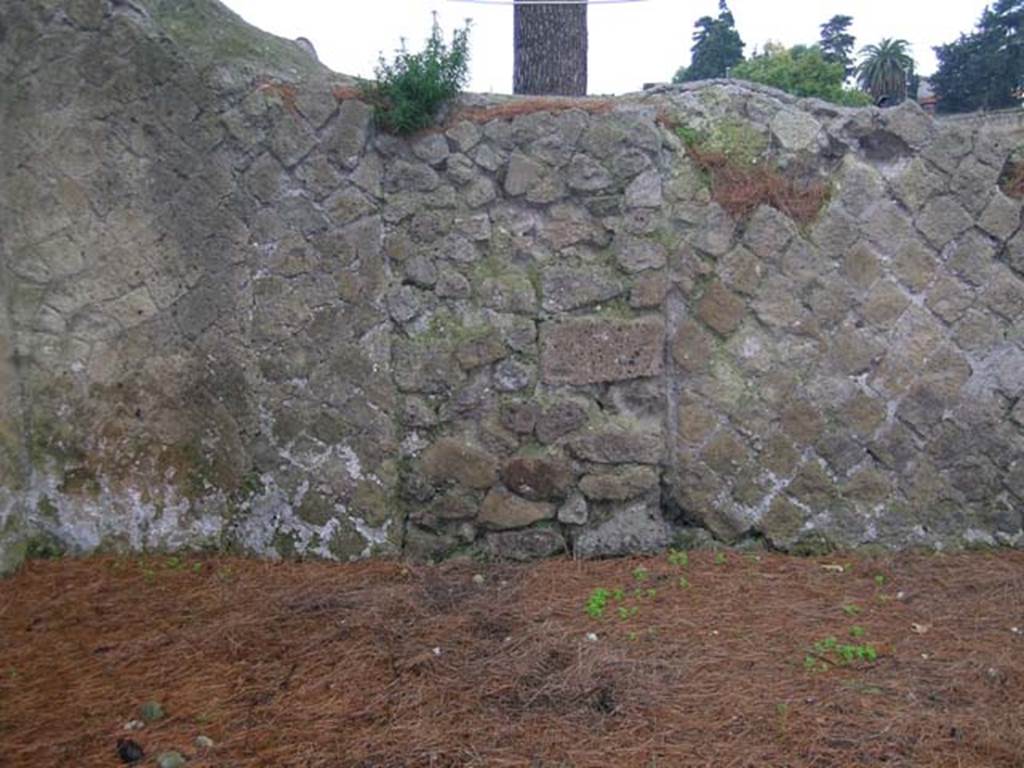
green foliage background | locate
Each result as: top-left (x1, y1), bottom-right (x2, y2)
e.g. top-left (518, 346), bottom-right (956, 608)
top-left (932, 0), bottom-right (1023, 114)
top-left (673, 0), bottom-right (745, 83)
top-left (732, 44), bottom-right (871, 106)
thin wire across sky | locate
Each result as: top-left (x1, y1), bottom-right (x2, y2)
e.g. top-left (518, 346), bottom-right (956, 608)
top-left (450, 0), bottom-right (648, 5)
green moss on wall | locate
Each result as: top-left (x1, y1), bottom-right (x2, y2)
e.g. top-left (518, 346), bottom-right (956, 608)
top-left (142, 0), bottom-right (326, 79)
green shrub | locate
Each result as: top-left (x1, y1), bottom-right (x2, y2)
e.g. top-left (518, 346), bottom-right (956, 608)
top-left (362, 14), bottom-right (471, 135)
top-left (731, 43), bottom-right (872, 107)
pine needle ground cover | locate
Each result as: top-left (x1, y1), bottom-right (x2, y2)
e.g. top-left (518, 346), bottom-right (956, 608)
top-left (1, 551), bottom-right (1022, 767)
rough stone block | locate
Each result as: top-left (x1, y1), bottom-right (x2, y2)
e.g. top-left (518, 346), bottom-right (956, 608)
top-left (624, 169), bottom-right (663, 208)
top-left (573, 499), bottom-right (673, 557)
top-left (978, 191), bottom-right (1022, 241)
top-left (478, 487), bottom-right (555, 529)
top-left (861, 280), bottom-right (910, 328)
top-left (891, 240), bottom-right (937, 293)
top-left (579, 466), bottom-right (659, 501)
top-left (483, 528), bottom-right (566, 560)
top-left (420, 438), bottom-right (498, 490)
top-left (504, 151), bottom-right (544, 196)
top-left (614, 235), bottom-right (667, 273)
top-left (499, 400), bottom-right (538, 435)
top-left (541, 266), bottom-right (624, 313)
top-left (567, 154), bottom-right (613, 191)
top-left (630, 271), bottom-right (669, 308)
top-left (670, 319), bottom-right (715, 374)
top-left (744, 205), bottom-right (796, 259)
top-left (757, 495), bottom-right (808, 549)
top-left (393, 338), bottom-right (462, 394)
top-left (700, 431), bottom-right (749, 475)
top-left (412, 133), bottom-right (450, 167)
top-left (541, 318), bottom-right (664, 386)
top-left (842, 242), bottom-right (881, 291)
top-left (770, 108), bottom-right (821, 152)
top-left (500, 456), bottom-right (573, 501)
top-left (718, 246), bottom-right (762, 297)
top-left (915, 196), bottom-right (973, 249)
top-left (557, 492), bottom-right (589, 525)
top-left (569, 426), bottom-right (664, 465)
top-left (677, 396), bottom-right (718, 445)
top-left (446, 121), bottom-right (481, 153)
top-left (326, 100), bottom-right (372, 168)
top-left (536, 400), bottom-right (589, 444)
top-left (455, 332), bottom-right (508, 370)
top-left (696, 281), bottom-right (746, 336)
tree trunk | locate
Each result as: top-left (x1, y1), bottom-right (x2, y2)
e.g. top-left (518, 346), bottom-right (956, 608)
top-left (514, 0), bottom-right (587, 96)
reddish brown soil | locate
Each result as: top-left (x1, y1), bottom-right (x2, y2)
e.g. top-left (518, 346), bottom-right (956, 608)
top-left (684, 144), bottom-right (831, 225)
top-left (451, 98), bottom-right (614, 126)
top-left (1, 551), bottom-right (1022, 767)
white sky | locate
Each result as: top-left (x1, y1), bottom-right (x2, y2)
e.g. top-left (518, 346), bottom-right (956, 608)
top-left (220, 0), bottom-right (990, 95)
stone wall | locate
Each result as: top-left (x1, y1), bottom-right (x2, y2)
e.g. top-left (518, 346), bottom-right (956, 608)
top-left (2, 0), bottom-right (1023, 571)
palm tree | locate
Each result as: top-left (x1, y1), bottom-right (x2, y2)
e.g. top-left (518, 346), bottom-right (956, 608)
top-left (856, 39), bottom-right (915, 105)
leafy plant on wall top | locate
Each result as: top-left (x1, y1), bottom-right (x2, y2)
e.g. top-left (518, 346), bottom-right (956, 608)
top-left (361, 14), bottom-right (471, 135)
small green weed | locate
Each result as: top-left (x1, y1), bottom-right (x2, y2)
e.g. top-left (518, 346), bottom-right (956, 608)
top-left (24, 535), bottom-right (65, 560)
top-left (838, 642), bottom-right (877, 663)
top-left (667, 549), bottom-right (689, 567)
top-left (714, 552), bottom-right (727, 566)
top-left (807, 635), bottom-right (878, 670)
top-left (617, 605), bottom-right (639, 621)
top-left (842, 603), bottom-right (861, 616)
top-left (586, 588), bottom-right (612, 619)
top-left (675, 124), bottom-right (705, 148)
top-left (678, 576), bottom-right (690, 589)
top-left (850, 625), bottom-right (866, 638)
top-left (874, 573), bottom-right (886, 587)
top-left (633, 566), bottom-right (650, 581)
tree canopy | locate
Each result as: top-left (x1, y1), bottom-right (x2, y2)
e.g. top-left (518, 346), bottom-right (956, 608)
top-left (673, 0), bottom-right (745, 83)
top-left (856, 38), bottom-right (915, 104)
top-left (932, 0), bottom-right (1023, 114)
top-left (819, 15), bottom-right (856, 80)
top-left (732, 43), bottom-right (871, 106)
